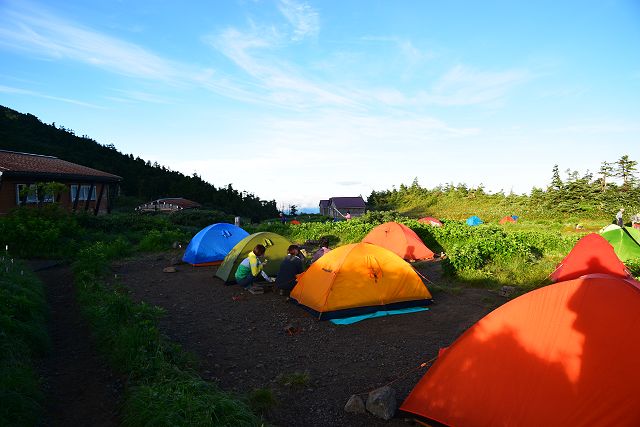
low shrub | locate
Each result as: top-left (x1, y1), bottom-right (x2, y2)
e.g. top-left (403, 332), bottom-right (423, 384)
top-left (0, 258), bottom-right (49, 426)
top-left (72, 241), bottom-right (260, 426)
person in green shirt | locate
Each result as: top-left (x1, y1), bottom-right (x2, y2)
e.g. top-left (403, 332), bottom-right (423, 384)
top-left (235, 244), bottom-right (275, 288)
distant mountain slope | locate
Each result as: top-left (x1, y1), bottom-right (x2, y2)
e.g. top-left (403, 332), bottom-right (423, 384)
top-left (0, 105), bottom-right (278, 220)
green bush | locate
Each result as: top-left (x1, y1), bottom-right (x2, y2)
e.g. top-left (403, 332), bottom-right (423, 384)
top-left (72, 241), bottom-right (260, 426)
top-left (137, 229), bottom-right (190, 252)
top-left (0, 259), bottom-right (49, 426)
top-left (0, 205), bottom-right (79, 258)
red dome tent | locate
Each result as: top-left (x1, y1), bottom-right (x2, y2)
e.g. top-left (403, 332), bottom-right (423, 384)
top-left (417, 217), bottom-right (443, 227)
top-left (362, 222), bottom-right (435, 261)
top-left (401, 274), bottom-right (640, 427)
top-left (551, 233), bottom-right (632, 283)
top-left (289, 220), bottom-right (301, 225)
top-left (499, 215), bottom-right (516, 224)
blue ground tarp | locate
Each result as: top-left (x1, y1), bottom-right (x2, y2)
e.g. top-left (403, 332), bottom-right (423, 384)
top-left (329, 307), bottom-right (429, 325)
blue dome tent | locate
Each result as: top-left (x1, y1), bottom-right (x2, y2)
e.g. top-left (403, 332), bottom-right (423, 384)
top-left (183, 223), bottom-right (249, 266)
top-left (466, 215), bottom-right (483, 226)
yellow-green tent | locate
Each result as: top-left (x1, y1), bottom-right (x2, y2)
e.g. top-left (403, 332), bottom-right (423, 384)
top-left (215, 232), bottom-right (292, 283)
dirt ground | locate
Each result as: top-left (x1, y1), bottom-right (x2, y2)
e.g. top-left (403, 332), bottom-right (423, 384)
top-left (32, 262), bottom-right (122, 427)
top-left (113, 252), bottom-right (506, 427)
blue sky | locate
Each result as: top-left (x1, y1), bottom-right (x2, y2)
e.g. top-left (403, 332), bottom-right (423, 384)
top-left (1, 0), bottom-right (639, 211)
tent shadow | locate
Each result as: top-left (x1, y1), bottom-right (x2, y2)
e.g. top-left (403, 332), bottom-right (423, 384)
top-left (402, 262), bottom-right (640, 426)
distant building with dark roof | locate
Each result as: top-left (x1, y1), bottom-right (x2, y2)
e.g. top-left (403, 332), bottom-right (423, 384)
top-left (0, 150), bottom-right (121, 215)
top-left (320, 196), bottom-right (366, 219)
top-left (319, 199), bottom-right (330, 216)
top-left (136, 197), bottom-right (201, 213)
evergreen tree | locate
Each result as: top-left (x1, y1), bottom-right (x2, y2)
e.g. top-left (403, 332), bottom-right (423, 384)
top-left (599, 161), bottom-right (614, 191)
top-left (616, 155), bottom-right (638, 188)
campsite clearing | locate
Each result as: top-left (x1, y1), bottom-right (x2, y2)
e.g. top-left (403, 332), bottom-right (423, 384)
top-left (112, 252), bottom-right (505, 426)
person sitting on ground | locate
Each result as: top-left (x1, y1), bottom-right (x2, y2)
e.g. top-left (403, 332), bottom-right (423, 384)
top-left (311, 239), bottom-right (331, 263)
top-left (235, 244), bottom-right (275, 289)
top-left (275, 245), bottom-right (305, 296)
top-left (616, 208), bottom-right (625, 227)
top-left (345, 211), bottom-right (352, 220)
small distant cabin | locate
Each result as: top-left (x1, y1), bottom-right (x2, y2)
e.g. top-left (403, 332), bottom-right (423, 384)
top-left (319, 199), bottom-right (330, 216)
top-left (0, 150), bottom-right (121, 215)
top-left (320, 196), bottom-right (366, 219)
top-left (136, 197), bottom-right (201, 213)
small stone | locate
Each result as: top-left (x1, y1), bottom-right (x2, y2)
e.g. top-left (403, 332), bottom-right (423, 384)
top-left (344, 394), bottom-right (366, 414)
top-left (366, 386), bottom-right (396, 420)
top-left (499, 286), bottom-right (516, 297)
top-left (163, 266), bottom-right (177, 273)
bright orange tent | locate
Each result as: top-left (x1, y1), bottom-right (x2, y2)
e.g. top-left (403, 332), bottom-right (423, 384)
top-left (362, 222), bottom-right (435, 261)
top-left (290, 242), bottom-right (432, 319)
top-left (401, 274), bottom-right (640, 427)
top-left (290, 220), bottom-right (301, 225)
top-left (499, 215), bottom-right (516, 224)
top-left (551, 233), bottom-right (632, 283)
top-left (418, 217), bottom-right (443, 227)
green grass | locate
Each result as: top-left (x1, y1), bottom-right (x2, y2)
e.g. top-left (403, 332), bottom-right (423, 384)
top-left (276, 371), bottom-right (311, 388)
top-left (72, 241), bottom-right (261, 426)
top-left (0, 258), bottom-right (49, 427)
top-left (247, 388), bottom-right (277, 415)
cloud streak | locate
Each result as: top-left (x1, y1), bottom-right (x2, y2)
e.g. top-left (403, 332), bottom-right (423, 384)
top-left (278, 0), bottom-right (320, 41)
top-left (0, 84), bottom-right (105, 108)
top-left (0, 2), bottom-right (180, 82)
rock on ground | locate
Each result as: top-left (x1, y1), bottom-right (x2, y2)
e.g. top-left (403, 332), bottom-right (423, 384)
top-left (344, 394), bottom-right (366, 414)
top-left (366, 386), bottom-right (396, 420)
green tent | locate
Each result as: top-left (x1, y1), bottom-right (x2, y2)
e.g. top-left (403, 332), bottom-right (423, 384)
top-left (601, 226), bottom-right (640, 262)
top-left (215, 232), bottom-right (292, 283)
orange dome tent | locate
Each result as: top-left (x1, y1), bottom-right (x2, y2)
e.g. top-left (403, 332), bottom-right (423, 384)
top-left (401, 274), bottom-right (640, 427)
top-left (362, 222), bottom-right (435, 261)
top-left (290, 242), bottom-right (432, 319)
top-left (550, 233), bottom-right (632, 283)
top-left (290, 220), bottom-right (301, 225)
top-left (418, 217), bottom-right (442, 227)
top-left (499, 215), bottom-right (517, 224)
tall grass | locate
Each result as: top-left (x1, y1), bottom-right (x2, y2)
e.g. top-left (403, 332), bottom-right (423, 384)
top-left (72, 241), bottom-right (260, 426)
top-left (0, 257), bottom-right (49, 426)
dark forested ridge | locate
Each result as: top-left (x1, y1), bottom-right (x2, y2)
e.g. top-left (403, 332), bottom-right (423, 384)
top-left (0, 105), bottom-right (278, 220)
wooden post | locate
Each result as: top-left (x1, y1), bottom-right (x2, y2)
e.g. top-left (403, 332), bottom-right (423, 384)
top-left (94, 183), bottom-right (105, 215)
top-left (72, 184), bottom-right (80, 211)
top-left (107, 184), bottom-right (113, 214)
top-left (84, 183), bottom-right (95, 211)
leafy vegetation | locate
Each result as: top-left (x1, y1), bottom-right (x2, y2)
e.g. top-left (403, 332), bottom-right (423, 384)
top-left (0, 257), bottom-right (49, 426)
top-left (0, 105), bottom-right (278, 221)
top-left (73, 241), bottom-right (261, 426)
top-left (368, 157), bottom-right (640, 221)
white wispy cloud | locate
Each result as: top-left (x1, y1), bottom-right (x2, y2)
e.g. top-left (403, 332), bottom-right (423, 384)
top-left (0, 2), bottom-right (181, 82)
top-left (423, 65), bottom-right (532, 106)
top-left (278, 0), bottom-right (319, 41)
top-left (0, 84), bottom-right (104, 108)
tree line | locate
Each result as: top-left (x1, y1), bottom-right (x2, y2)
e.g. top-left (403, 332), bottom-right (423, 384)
top-left (0, 105), bottom-right (278, 221)
top-left (368, 155), bottom-right (640, 219)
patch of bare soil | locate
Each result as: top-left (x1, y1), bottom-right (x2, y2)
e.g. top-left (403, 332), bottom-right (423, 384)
top-left (34, 263), bottom-right (122, 427)
top-left (113, 252), bottom-right (505, 427)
